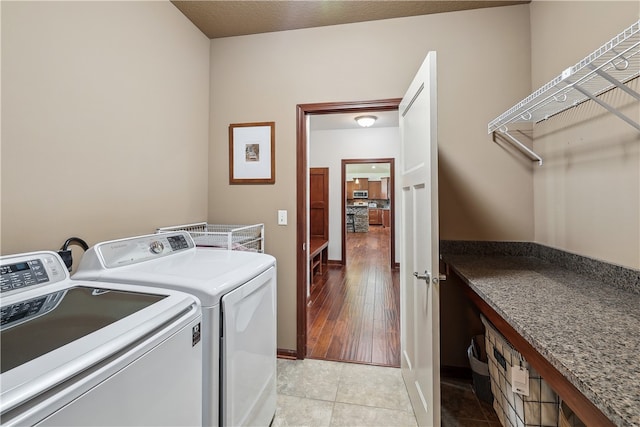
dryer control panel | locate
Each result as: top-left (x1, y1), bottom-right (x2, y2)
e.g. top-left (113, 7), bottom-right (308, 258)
top-left (0, 252), bottom-right (67, 294)
top-left (92, 232), bottom-right (195, 269)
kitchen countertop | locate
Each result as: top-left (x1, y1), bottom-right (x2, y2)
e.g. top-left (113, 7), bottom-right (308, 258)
top-left (443, 251), bottom-right (640, 426)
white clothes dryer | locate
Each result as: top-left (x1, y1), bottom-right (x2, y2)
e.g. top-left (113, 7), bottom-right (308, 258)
top-left (74, 231), bottom-right (277, 427)
top-left (0, 251), bottom-right (203, 427)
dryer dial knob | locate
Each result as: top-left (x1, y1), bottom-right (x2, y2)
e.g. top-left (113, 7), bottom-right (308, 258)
top-left (149, 241), bottom-right (164, 254)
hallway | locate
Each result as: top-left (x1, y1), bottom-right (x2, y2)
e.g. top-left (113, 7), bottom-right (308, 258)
top-left (306, 226), bottom-right (399, 366)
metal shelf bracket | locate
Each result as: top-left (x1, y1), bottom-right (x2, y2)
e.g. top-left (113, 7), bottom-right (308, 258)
top-left (582, 67), bottom-right (640, 131)
top-left (497, 127), bottom-right (543, 166)
top-left (487, 19), bottom-right (640, 165)
top-left (572, 81), bottom-right (640, 131)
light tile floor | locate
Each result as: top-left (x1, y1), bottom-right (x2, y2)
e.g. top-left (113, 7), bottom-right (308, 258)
top-left (274, 359), bottom-right (501, 427)
top-left (274, 359), bottom-right (417, 427)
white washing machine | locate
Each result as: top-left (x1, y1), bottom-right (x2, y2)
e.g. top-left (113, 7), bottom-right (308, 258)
top-left (0, 251), bottom-right (203, 426)
top-left (73, 231), bottom-right (277, 427)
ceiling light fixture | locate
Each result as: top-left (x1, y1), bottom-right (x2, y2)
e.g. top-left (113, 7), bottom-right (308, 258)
top-left (355, 115), bottom-right (377, 128)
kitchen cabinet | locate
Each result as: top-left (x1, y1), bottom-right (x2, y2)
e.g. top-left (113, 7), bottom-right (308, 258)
top-left (368, 181), bottom-right (382, 199)
top-left (354, 178), bottom-right (368, 190)
top-left (382, 209), bottom-right (390, 228)
top-left (347, 179), bottom-right (368, 198)
top-left (369, 208), bottom-right (382, 225)
top-left (381, 177), bottom-right (389, 200)
top-left (347, 181), bottom-right (355, 199)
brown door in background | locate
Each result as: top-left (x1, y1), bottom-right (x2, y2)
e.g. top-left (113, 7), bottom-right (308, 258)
top-left (309, 167), bottom-right (329, 240)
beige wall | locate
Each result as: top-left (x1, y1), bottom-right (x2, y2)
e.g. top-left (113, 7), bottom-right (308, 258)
top-left (1, 2), bottom-right (210, 263)
top-left (530, 1), bottom-right (640, 268)
top-left (209, 5), bottom-right (533, 351)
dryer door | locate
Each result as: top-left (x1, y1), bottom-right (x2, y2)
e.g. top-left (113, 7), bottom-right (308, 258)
top-left (221, 266), bottom-right (276, 427)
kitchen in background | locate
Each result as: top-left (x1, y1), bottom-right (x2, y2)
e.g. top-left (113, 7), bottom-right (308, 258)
top-left (346, 163), bottom-right (391, 233)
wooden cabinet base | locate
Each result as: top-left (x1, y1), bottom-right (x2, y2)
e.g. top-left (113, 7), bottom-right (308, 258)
top-left (369, 208), bottom-right (382, 225)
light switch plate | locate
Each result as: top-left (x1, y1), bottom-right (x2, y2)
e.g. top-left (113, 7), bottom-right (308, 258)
top-left (278, 210), bottom-right (287, 225)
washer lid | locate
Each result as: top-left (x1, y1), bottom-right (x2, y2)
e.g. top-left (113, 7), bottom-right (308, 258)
top-left (75, 248), bottom-right (276, 307)
top-left (1, 286), bottom-right (165, 373)
top-left (0, 280), bottom-right (200, 415)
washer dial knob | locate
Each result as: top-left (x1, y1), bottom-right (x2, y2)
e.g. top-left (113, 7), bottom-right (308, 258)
top-left (149, 241), bottom-right (164, 254)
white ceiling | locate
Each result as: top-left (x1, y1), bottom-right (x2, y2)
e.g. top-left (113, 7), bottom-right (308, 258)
top-left (310, 110), bottom-right (398, 131)
top-left (346, 163), bottom-right (391, 175)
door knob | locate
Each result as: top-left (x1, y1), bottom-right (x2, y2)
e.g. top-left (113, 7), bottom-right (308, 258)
top-left (414, 271), bottom-right (446, 284)
top-left (413, 271), bottom-right (431, 281)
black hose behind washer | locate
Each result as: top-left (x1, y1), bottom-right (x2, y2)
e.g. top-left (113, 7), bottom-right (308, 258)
top-left (58, 237), bottom-right (90, 271)
top-left (61, 237), bottom-right (89, 251)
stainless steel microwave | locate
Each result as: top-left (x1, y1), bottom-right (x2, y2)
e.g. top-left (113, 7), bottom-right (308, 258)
top-left (353, 190), bottom-right (368, 199)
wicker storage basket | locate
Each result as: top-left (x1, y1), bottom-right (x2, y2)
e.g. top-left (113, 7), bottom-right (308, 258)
top-left (157, 222), bottom-right (264, 253)
top-left (481, 315), bottom-right (559, 427)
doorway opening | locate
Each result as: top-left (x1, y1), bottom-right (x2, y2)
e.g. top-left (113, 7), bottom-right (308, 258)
top-left (342, 159), bottom-right (395, 271)
top-left (296, 99), bottom-right (401, 362)
top-left (304, 158), bottom-right (398, 365)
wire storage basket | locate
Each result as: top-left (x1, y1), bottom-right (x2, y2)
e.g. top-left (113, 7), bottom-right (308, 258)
top-left (481, 315), bottom-right (559, 427)
top-left (157, 222), bottom-right (264, 253)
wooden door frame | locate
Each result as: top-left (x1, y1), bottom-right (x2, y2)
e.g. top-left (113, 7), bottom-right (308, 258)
top-left (341, 158), bottom-right (395, 269)
top-left (296, 98), bottom-right (401, 358)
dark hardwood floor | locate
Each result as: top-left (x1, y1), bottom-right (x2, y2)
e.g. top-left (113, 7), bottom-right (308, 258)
top-left (306, 226), bottom-right (400, 367)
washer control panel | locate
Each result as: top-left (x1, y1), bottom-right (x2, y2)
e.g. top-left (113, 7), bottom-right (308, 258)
top-left (0, 252), bottom-right (67, 294)
top-left (149, 240), bottom-right (164, 254)
top-left (95, 232), bottom-right (195, 268)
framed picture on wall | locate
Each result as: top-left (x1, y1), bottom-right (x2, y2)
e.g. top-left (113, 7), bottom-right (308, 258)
top-left (229, 122), bottom-right (275, 184)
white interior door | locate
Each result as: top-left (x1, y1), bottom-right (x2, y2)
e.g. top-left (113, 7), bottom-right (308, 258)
top-left (399, 51), bottom-right (440, 427)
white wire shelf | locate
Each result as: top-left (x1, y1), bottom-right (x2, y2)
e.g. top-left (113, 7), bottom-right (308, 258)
top-left (488, 19), bottom-right (640, 165)
top-left (156, 222), bottom-right (264, 252)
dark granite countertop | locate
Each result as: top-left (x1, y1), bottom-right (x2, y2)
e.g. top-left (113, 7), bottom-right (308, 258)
top-left (443, 251), bottom-right (640, 427)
